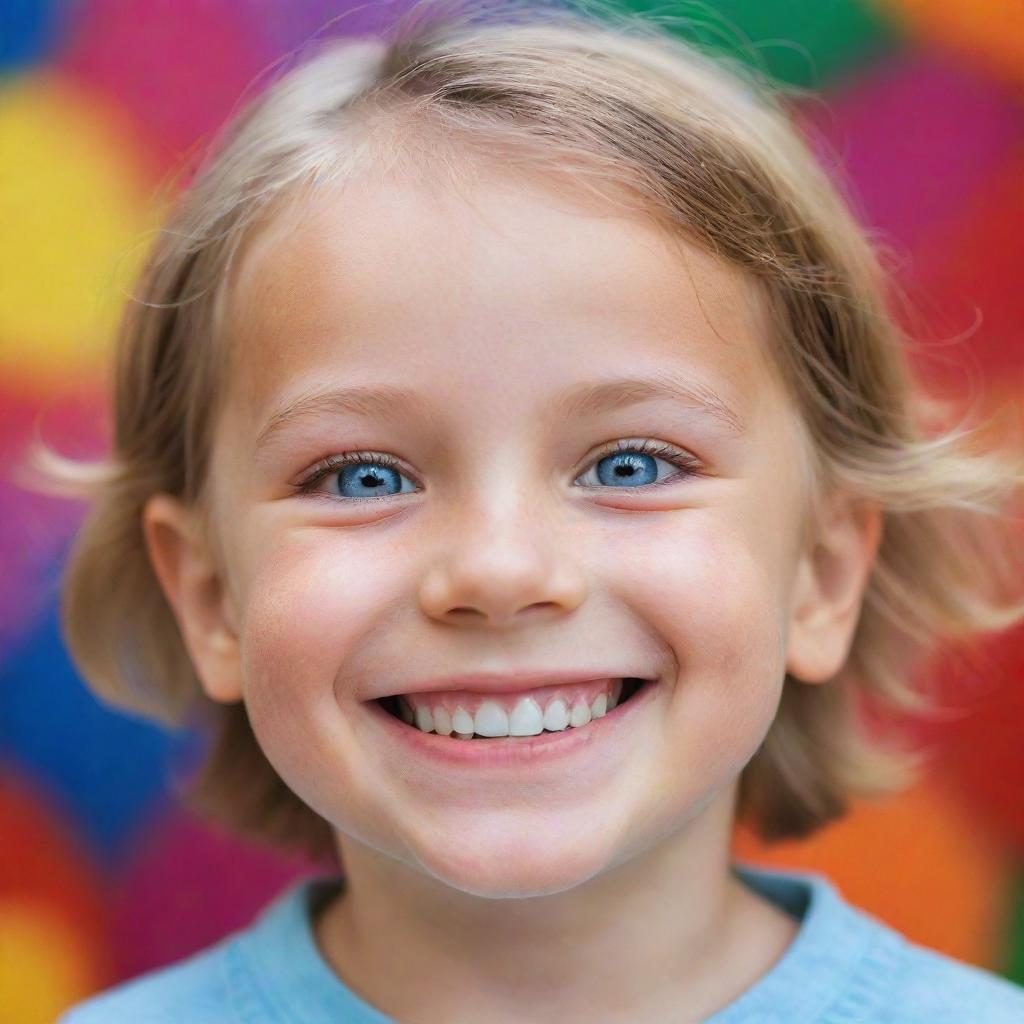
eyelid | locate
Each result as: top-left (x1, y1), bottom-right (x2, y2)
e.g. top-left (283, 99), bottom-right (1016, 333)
top-left (585, 437), bottom-right (699, 469)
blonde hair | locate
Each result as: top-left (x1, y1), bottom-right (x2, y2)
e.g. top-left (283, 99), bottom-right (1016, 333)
top-left (32, 0), bottom-right (1024, 867)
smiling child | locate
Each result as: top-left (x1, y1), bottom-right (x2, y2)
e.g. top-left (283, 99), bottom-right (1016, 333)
top-left (53, 1), bottom-right (1024, 1021)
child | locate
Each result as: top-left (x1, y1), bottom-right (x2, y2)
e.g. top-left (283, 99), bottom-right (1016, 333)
top-left (51, 0), bottom-right (1024, 1020)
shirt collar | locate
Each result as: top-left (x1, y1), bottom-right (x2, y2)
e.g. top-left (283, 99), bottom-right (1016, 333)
top-left (233, 860), bottom-right (901, 1024)
top-left (708, 860), bottom-right (903, 1023)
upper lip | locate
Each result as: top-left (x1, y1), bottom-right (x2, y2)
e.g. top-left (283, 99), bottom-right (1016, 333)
top-left (376, 670), bottom-right (652, 699)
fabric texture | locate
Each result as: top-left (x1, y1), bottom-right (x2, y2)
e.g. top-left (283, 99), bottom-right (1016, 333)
top-left (58, 860), bottom-right (1024, 1022)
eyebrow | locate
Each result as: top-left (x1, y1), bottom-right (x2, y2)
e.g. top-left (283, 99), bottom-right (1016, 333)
top-left (254, 371), bottom-right (745, 453)
top-left (555, 372), bottom-right (745, 435)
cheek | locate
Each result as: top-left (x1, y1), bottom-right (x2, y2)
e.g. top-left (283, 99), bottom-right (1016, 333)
top-left (612, 510), bottom-right (787, 663)
top-left (611, 514), bottom-right (788, 779)
top-left (236, 526), bottom-right (400, 686)
top-left (230, 529), bottom-right (400, 798)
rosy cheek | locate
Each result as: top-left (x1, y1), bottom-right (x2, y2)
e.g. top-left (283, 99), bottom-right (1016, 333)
top-left (236, 532), bottom-right (397, 690)
top-left (621, 521), bottom-right (786, 703)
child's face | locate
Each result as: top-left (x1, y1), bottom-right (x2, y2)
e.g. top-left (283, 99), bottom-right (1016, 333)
top-left (154, 167), bottom-right (868, 897)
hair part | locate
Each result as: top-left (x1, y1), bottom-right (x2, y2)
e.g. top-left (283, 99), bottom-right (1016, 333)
top-left (30, 0), bottom-right (1024, 866)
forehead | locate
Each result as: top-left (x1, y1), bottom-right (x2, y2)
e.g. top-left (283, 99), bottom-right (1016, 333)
top-left (221, 169), bottom-right (780, 435)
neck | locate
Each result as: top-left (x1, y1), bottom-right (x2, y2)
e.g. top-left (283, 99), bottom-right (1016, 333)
top-left (313, 794), bottom-right (798, 1024)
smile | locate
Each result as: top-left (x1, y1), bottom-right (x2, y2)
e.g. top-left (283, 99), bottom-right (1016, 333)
top-left (365, 676), bottom-right (660, 770)
top-left (376, 678), bottom-right (649, 739)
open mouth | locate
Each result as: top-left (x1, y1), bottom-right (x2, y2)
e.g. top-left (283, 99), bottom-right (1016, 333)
top-left (375, 677), bottom-right (651, 740)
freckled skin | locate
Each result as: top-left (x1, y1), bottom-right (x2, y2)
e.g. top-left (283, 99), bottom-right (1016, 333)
top-left (148, 165), bottom-right (879, 1022)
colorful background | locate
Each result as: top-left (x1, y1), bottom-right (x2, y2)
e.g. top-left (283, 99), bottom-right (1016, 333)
top-left (1, 1), bottom-right (1022, 1020)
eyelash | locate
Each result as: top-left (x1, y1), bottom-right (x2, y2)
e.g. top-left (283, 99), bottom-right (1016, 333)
top-left (295, 439), bottom-right (702, 501)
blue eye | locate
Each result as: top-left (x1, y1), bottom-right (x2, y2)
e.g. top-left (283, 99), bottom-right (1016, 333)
top-left (574, 439), bottom-right (700, 489)
top-left (296, 440), bottom-right (700, 502)
top-left (299, 451), bottom-right (416, 501)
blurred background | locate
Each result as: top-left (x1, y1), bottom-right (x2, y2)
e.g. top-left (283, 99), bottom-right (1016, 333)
top-left (1, 1), bottom-right (1022, 1020)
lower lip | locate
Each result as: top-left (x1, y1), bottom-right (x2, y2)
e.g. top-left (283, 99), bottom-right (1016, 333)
top-left (362, 679), bottom-right (660, 770)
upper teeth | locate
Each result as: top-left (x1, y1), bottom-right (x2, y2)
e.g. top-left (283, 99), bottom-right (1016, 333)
top-left (400, 684), bottom-right (622, 738)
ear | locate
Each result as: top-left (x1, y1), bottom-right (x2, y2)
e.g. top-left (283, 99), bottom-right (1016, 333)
top-left (785, 491), bottom-right (883, 685)
top-left (142, 493), bottom-right (243, 704)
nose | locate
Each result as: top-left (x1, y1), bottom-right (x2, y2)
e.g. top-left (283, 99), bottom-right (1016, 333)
top-left (418, 495), bottom-right (588, 629)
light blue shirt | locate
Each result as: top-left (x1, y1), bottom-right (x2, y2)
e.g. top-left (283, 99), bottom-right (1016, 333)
top-left (59, 860), bottom-right (1024, 1022)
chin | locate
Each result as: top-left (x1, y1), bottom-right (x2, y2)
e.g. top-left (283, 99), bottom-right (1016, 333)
top-left (408, 821), bottom-right (617, 899)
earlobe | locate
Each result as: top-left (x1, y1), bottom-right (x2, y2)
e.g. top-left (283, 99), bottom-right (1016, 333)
top-left (141, 493), bottom-right (244, 704)
top-left (785, 493), bottom-right (883, 685)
